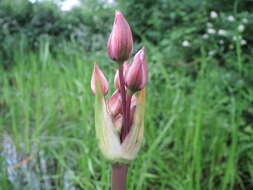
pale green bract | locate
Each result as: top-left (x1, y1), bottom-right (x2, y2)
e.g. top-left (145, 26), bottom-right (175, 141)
top-left (95, 82), bottom-right (145, 163)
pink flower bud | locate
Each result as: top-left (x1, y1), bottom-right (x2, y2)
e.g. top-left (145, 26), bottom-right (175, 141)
top-left (125, 47), bottom-right (148, 92)
top-left (107, 11), bottom-right (133, 63)
top-left (114, 62), bottom-right (129, 89)
top-left (91, 64), bottom-right (109, 96)
top-left (107, 90), bottom-right (122, 117)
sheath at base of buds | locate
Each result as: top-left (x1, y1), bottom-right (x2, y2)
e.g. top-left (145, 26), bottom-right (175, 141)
top-left (126, 47), bottom-right (148, 93)
top-left (95, 80), bottom-right (146, 163)
top-left (114, 62), bottom-right (129, 89)
top-left (107, 11), bottom-right (133, 63)
top-left (113, 114), bottom-right (123, 133)
top-left (91, 64), bottom-right (109, 96)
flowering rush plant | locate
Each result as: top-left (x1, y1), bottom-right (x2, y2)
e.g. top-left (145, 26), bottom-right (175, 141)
top-left (91, 11), bottom-right (148, 190)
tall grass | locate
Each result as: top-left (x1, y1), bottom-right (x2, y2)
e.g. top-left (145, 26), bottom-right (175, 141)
top-left (0, 42), bottom-right (253, 190)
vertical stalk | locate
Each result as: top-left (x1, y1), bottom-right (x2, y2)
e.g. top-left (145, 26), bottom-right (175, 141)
top-left (112, 164), bottom-right (128, 190)
top-left (235, 34), bottom-right (242, 76)
top-left (118, 64), bottom-right (127, 142)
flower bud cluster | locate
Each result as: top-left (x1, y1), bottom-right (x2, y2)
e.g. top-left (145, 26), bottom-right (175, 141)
top-left (90, 11), bottom-right (148, 163)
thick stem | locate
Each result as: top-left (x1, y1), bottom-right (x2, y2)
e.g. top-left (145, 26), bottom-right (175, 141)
top-left (119, 64), bottom-right (127, 142)
top-left (111, 164), bottom-right (128, 190)
top-left (125, 92), bottom-right (133, 135)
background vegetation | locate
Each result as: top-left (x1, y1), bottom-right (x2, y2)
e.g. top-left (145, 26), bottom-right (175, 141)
top-left (0, 0), bottom-right (253, 189)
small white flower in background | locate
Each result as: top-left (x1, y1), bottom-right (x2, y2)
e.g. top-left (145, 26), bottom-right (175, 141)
top-left (229, 44), bottom-right (234, 49)
top-left (208, 50), bottom-right (216, 56)
top-left (227, 15), bottom-right (235, 22)
top-left (182, 40), bottom-right (191, 47)
top-left (233, 36), bottom-right (241, 41)
top-left (210, 11), bottom-right (218, 19)
top-left (218, 29), bottom-right (227, 36)
top-left (242, 18), bottom-right (248, 24)
top-left (207, 28), bottom-right (216, 34)
top-left (241, 39), bottom-right (247, 46)
top-left (219, 40), bottom-right (224, 45)
top-left (238, 25), bottom-right (245, 32)
top-left (202, 34), bottom-right (209, 39)
top-left (206, 22), bottom-right (213, 28)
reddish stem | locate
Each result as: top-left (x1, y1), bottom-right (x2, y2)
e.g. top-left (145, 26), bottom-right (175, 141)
top-left (118, 64), bottom-right (127, 142)
top-left (111, 164), bottom-right (128, 190)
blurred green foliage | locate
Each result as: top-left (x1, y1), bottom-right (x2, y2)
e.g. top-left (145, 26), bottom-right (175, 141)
top-left (0, 0), bottom-right (114, 66)
top-left (0, 0), bottom-right (253, 189)
top-left (119, 0), bottom-right (253, 62)
top-left (0, 0), bottom-right (252, 66)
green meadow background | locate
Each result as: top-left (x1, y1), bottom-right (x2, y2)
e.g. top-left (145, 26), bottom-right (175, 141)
top-left (0, 0), bottom-right (253, 189)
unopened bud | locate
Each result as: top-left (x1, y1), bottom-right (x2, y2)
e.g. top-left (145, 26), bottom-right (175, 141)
top-left (107, 90), bottom-right (122, 117)
top-left (107, 11), bottom-right (133, 63)
top-left (91, 64), bottom-right (109, 96)
top-left (126, 47), bottom-right (148, 92)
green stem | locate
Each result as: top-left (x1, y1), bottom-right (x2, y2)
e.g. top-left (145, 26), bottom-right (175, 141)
top-left (235, 34), bottom-right (242, 76)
